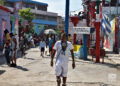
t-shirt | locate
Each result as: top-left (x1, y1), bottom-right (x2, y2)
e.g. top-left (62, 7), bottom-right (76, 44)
top-left (53, 41), bottom-right (73, 64)
top-left (40, 41), bottom-right (46, 48)
top-left (49, 38), bottom-right (53, 48)
top-left (68, 37), bottom-right (71, 42)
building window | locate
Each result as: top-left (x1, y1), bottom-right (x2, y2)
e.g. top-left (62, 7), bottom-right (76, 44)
top-left (4, 2), bottom-right (14, 8)
top-left (111, 0), bottom-right (117, 6)
top-left (48, 16), bottom-right (57, 21)
top-left (104, 0), bottom-right (118, 6)
top-left (35, 14), bottom-right (46, 20)
top-left (23, 3), bottom-right (29, 8)
top-left (37, 5), bottom-right (47, 11)
top-left (29, 4), bottom-right (35, 9)
top-left (23, 3), bottom-right (35, 9)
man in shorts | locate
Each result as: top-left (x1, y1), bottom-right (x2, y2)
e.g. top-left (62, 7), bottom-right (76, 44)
top-left (51, 33), bottom-right (75, 86)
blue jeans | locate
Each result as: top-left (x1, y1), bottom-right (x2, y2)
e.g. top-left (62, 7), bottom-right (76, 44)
top-left (5, 46), bottom-right (10, 64)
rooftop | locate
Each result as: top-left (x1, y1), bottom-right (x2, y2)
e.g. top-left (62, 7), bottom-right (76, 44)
top-left (7, 0), bottom-right (48, 6)
top-left (0, 6), bottom-right (11, 12)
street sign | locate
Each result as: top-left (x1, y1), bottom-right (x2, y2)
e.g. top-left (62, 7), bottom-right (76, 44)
top-left (73, 27), bottom-right (91, 34)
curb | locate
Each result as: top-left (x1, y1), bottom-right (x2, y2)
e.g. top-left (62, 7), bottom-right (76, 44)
top-left (107, 57), bottom-right (120, 69)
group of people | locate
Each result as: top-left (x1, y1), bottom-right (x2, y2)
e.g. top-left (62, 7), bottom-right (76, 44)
top-left (39, 34), bottom-right (56, 57)
top-left (4, 29), bottom-right (17, 67)
top-left (39, 33), bottom-right (76, 86)
top-left (3, 31), bottom-right (75, 86)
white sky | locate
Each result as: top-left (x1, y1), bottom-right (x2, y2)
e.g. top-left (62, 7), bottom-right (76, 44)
top-left (33, 0), bottom-right (83, 16)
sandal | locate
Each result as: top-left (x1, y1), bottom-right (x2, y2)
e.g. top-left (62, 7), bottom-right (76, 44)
top-left (62, 84), bottom-right (66, 86)
top-left (57, 79), bottom-right (61, 86)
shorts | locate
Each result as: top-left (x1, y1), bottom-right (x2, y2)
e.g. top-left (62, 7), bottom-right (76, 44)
top-left (55, 62), bottom-right (68, 77)
top-left (41, 47), bottom-right (45, 52)
top-left (9, 50), bottom-right (16, 57)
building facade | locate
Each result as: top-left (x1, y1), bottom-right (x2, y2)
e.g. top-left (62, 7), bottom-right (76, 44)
top-left (4, 0), bottom-right (58, 34)
top-left (57, 16), bottom-right (65, 30)
top-left (0, 6), bottom-right (11, 51)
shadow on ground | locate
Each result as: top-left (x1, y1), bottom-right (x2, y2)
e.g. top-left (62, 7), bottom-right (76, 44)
top-left (0, 70), bottom-right (6, 75)
top-left (24, 57), bottom-right (35, 60)
top-left (105, 50), bottom-right (117, 55)
top-left (15, 66), bottom-right (29, 71)
top-left (70, 58), bottom-right (117, 69)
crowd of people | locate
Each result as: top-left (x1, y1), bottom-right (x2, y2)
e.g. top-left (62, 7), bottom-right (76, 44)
top-left (39, 34), bottom-right (56, 57)
top-left (3, 30), bottom-right (75, 86)
top-left (3, 29), bottom-right (57, 67)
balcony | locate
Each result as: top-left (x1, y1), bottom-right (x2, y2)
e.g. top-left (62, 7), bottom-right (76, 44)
top-left (30, 9), bottom-right (58, 17)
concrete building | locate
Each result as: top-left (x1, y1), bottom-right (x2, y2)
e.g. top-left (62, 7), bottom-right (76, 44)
top-left (0, 6), bottom-right (11, 51)
top-left (57, 16), bottom-right (65, 30)
top-left (4, 0), bottom-right (58, 34)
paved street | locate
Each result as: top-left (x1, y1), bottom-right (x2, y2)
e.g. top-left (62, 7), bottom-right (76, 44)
top-left (0, 47), bottom-right (120, 86)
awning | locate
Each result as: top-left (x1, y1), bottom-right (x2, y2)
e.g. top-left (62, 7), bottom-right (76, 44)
top-left (0, 6), bottom-right (11, 12)
top-left (32, 19), bottom-right (58, 26)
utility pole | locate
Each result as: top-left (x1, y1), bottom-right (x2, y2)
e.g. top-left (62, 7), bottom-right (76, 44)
top-left (114, 0), bottom-right (119, 53)
top-left (65, 0), bottom-right (70, 37)
top-left (117, 0), bottom-right (120, 53)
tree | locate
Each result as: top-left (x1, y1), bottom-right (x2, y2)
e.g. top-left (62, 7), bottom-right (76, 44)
top-left (0, 0), bottom-right (4, 6)
top-left (19, 8), bottom-right (34, 22)
top-left (19, 8), bottom-right (35, 33)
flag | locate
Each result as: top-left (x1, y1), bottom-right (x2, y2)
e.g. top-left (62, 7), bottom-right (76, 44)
top-left (101, 14), bottom-right (111, 37)
top-left (111, 18), bottom-right (115, 32)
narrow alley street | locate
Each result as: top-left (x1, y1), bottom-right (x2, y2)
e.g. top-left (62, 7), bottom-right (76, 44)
top-left (0, 47), bottom-right (120, 86)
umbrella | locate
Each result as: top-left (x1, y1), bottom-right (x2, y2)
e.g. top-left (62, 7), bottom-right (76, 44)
top-left (44, 29), bottom-right (56, 34)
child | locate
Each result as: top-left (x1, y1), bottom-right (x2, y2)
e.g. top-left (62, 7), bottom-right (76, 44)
top-left (39, 38), bottom-right (46, 57)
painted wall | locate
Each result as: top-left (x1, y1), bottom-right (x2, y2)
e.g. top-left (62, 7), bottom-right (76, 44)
top-left (0, 9), bottom-right (11, 42)
top-left (34, 24), bottom-right (44, 35)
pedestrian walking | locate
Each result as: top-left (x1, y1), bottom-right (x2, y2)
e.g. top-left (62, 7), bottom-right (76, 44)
top-left (20, 36), bottom-right (25, 56)
top-left (45, 35), bottom-right (49, 56)
top-left (39, 38), bottom-right (46, 57)
top-left (68, 34), bottom-right (71, 42)
top-left (49, 35), bottom-right (54, 56)
top-left (4, 29), bottom-right (11, 66)
top-left (9, 33), bottom-right (17, 67)
top-left (31, 35), bottom-right (35, 48)
top-left (50, 33), bottom-right (75, 86)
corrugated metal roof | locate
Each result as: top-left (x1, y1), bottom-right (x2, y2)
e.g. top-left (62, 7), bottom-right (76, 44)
top-left (32, 19), bottom-right (58, 26)
top-left (7, 0), bottom-right (48, 6)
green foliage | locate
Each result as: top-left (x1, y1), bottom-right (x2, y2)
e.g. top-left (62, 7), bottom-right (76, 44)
top-left (29, 24), bottom-right (35, 34)
top-left (19, 8), bottom-right (34, 22)
top-left (19, 8), bottom-right (35, 34)
top-left (56, 29), bottom-right (62, 37)
top-left (0, 0), bottom-right (4, 6)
